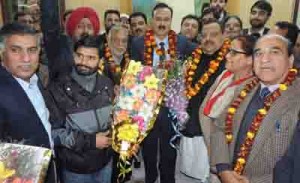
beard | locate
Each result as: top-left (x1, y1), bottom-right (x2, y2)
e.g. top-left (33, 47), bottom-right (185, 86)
top-left (134, 28), bottom-right (143, 36)
top-left (212, 5), bottom-right (222, 14)
top-left (75, 65), bottom-right (97, 76)
top-left (73, 33), bottom-right (90, 42)
top-left (250, 19), bottom-right (265, 29)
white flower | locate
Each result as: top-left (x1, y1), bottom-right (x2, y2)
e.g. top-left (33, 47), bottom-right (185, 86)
top-left (138, 103), bottom-right (154, 123)
top-left (131, 85), bottom-right (146, 98)
top-left (117, 96), bottom-right (134, 111)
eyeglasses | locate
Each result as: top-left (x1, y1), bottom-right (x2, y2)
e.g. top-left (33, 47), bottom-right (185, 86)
top-left (228, 48), bottom-right (247, 56)
top-left (74, 52), bottom-right (99, 62)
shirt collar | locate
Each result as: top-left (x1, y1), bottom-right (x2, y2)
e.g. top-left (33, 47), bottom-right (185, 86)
top-left (112, 55), bottom-right (124, 65)
top-left (260, 82), bottom-right (280, 93)
top-left (249, 27), bottom-right (266, 36)
top-left (15, 74), bottom-right (39, 89)
top-left (218, 11), bottom-right (225, 21)
top-left (155, 36), bottom-right (168, 47)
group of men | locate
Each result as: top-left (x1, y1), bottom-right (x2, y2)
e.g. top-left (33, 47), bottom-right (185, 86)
top-left (1, 0), bottom-right (300, 183)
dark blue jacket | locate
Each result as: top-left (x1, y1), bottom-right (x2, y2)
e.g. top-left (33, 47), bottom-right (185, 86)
top-left (0, 66), bottom-right (57, 183)
top-left (274, 121), bottom-right (300, 183)
top-left (131, 34), bottom-right (197, 62)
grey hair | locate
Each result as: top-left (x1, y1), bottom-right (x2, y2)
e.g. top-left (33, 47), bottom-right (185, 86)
top-left (107, 24), bottom-right (129, 45)
top-left (255, 34), bottom-right (293, 56)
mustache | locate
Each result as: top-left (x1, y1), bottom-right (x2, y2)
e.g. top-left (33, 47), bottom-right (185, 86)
top-left (135, 28), bottom-right (142, 33)
top-left (78, 33), bottom-right (90, 39)
top-left (158, 25), bottom-right (166, 30)
top-left (75, 64), bottom-right (94, 70)
top-left (251, 19), bottom-right (262, 23)
top-left (203, 40), bottom-right (215, 45)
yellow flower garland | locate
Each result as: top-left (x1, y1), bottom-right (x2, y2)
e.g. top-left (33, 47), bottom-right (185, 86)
top-left (185, 39), bottom-right (231, 99)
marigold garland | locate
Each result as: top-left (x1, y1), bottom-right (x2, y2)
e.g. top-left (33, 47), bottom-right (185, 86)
top-left (185, 39), bottom-right (231, 99)
top-left (98, 44), bottom-right (130, 74)
top-left (224, 68), bottom-right (298, 175)
top-left (144, 29), bottom-right (177, 66)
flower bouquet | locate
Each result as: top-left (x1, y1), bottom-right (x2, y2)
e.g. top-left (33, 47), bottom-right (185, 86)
top-left (112, 60), bottom-right (167, 173)
top-left (162, 59), bottom-right (189, 148)
top-left (0, 143), bottom-right (52, 183)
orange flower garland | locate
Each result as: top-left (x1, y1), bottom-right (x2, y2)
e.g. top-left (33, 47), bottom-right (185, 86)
top-left (185, 39), bottom-right (231, 99)
top-left (102, 43), bottom-right (130, 73)
top-left (225, 68), bottom-right (298, 175)
top-left (144, 30), bottom-right (177, 66)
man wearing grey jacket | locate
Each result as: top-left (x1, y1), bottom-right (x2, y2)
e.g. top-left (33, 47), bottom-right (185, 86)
top-left (48, 36), bottom-right (114, 183)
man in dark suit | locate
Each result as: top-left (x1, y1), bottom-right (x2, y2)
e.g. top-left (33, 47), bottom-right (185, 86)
top-left (242, 1), bottom-right (272, 37)
top-left (131, 3), bottom-right (196, 183)
top-left (0, 23), bottom-right (57, 183)
top-left (274, 120), bottom-right (300, 183)
top-left (210, 34), bottom-right (300, 183)
top-left (210, 0), bottom-right (229, 24)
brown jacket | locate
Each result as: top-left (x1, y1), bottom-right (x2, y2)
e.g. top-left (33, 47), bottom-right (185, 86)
top-left (210, 78), bottom-right (300, 183)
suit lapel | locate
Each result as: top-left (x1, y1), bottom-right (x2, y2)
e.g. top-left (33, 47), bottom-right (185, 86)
top-left (14, 79), bottom-right (42, 120)
top-left (229, 84), bottom-right (260, 156)
top-left (3, 69), bottom-right (45, 127)
top-left (246, 79), bottom-right (300, 167)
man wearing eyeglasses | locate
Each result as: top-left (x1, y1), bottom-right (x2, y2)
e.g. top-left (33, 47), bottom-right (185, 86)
top-left (47, 36), bottom-right (114, 183)
top-left (100, 25), bottom-right (129, 85)
top-left (242, 1), bottom-right (272, 37)
top-left (211, 34), bottom-right (300, 183)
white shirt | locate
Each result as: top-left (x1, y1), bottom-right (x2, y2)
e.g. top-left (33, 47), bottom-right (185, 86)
top-left (260, 82), bottom-right (280, 93)
top-left (247, 27), bottom-right (268, 37)
top-left (15, 74), bottom-right (54, 150)
top-left (153, 36), bottom-right (170, 67)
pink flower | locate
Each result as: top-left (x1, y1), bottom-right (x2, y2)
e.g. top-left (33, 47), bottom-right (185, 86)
top-left (139, 66), bottom-right (153, 81)
top-left (132, 116), bottom-right (145, 131)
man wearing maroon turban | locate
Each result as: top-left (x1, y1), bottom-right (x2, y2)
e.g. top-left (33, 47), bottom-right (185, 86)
top-left (41, 0), bottom-right (100, 81)
top-left (66, 7), bottom-right (100, 41)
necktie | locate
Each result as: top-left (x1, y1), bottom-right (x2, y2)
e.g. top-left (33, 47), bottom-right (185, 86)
top-left (159, 42), bottom-right (166, 62)
top-left (260, 87), bottom-right (271, 99)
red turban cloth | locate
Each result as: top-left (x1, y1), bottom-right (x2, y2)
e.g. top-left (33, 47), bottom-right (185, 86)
top-left (66, 7), bottom-right (100, 37)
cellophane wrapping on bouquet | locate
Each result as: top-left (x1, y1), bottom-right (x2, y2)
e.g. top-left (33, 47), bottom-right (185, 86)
top-left (112, 60), bottom-right (167, 170)
top-left (0, 143), bottom-right (52, 183)
top-left (158, 60), bottom-right (189, 151)
top-left (163, 60), bottom-right (189, 132)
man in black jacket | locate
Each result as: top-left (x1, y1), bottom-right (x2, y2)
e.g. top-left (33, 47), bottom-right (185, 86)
top-left (48, 36), bottom-right (114, 183)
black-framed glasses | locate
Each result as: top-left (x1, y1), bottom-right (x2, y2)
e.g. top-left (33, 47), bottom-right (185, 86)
top-left (228, 48), bottom-right (247, 56)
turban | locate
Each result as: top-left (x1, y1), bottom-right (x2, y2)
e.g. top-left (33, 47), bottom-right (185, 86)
top-left (66, 7), bottom-right (100, 37)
